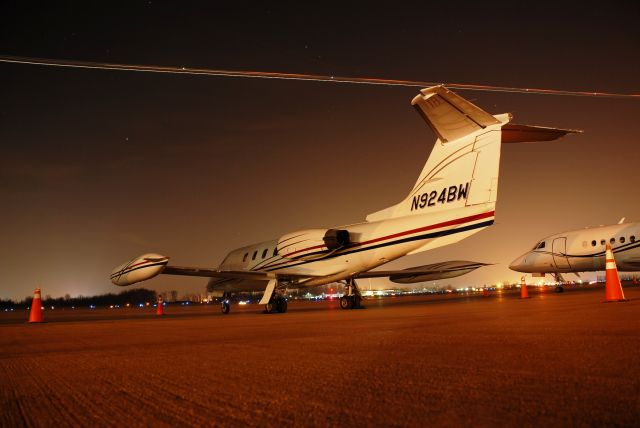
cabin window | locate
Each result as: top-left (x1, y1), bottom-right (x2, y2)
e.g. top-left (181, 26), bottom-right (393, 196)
top-left (631, 235), bottom-right (636, 243)
top-left (600, 239), bottom-right (606, 245)
top-left (591, 240), bottom-right (597, 247)
top-left (262, 248), bottom-right (268, 259)
top-left (243, 252), bottom-right (248, 262)
top-left (252, 250), bottom-right (257, 260)
top-left (610, 238), bottom-right (616, 244)
top-left (620, 237), bottom-right (626, 244)
top-left (273, 248), bottom-right (278, 257)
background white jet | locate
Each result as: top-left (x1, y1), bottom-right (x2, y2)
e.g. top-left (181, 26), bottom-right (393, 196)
top-left (510, 220), bottom-right (640, 290)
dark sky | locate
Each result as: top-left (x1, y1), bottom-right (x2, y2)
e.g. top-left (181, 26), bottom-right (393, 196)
top-left (1, 2), bottom-right (639, 300)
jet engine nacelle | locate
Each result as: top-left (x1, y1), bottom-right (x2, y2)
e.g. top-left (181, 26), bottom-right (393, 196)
top-left (110, 253), bottom-right (169, 286)
top-left (277, 228), bottom-right (350, 260)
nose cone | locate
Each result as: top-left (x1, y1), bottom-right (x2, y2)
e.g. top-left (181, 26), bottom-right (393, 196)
top-left (509, 254), bottom-right (528, 272)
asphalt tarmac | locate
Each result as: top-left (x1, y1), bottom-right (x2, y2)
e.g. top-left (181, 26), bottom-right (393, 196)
top-left (1, 286), bottom-right (639, 427)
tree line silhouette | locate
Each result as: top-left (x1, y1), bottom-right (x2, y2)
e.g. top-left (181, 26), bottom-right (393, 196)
top-left (0, 288), bottom-right (157, 310)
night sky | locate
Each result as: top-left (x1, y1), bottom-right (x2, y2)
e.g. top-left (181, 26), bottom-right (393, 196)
top-left (1, 3), bottom-right (639, 300)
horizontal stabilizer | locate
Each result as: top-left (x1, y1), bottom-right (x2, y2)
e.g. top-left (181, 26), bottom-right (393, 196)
top-left (412, 86), bottom-right (500, 143)
top-left (501, 123), bottom-right (581, 143)
top-left (356, 260), bottom-right (489, 284)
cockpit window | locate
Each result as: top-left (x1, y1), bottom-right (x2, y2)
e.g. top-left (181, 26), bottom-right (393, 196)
top-left (532, 241), bottom-right (546, 250)
top-left (273, 248), bottom-right (278, 257)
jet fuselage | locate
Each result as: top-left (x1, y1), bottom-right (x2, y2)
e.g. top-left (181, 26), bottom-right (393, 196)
top-left (509, 222), bottom-right (640, 274)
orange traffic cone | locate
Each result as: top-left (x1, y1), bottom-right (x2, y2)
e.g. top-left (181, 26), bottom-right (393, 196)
top-left (156, 295), bottom-right (164, 315)
top-left (28, 288), bottom-right (44, 323)
top-left (483, 287), bottom-right (489, 297)
top-left (603, 244), bottom-right (627, 302)
top-left (520, 277), bottom-right (529, 299)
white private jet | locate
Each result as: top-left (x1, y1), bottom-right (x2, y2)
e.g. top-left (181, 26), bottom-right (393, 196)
top-left (111, 86), bottom-right (577, 313)
top-left (509, 220), bottom-right (640, 290)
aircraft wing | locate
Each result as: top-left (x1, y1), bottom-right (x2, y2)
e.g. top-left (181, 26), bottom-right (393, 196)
top-left (110, 253), bottom-right (315, 287)
top-left (355, 260), bottom-right (489, 284)
top-left (111, 254), bottom-right (487, 287)
top-left (162, 266), bottom-right (319, 283)
top-left (162, 266), bottom-right (271, 281)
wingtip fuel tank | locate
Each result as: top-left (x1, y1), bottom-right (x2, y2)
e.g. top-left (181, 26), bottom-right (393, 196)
top-left (110, 253), bottom-right (169, 286)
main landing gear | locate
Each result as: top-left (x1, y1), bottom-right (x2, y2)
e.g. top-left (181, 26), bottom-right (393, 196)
top-left (262, 280), bottom-right (288, 314)
top-left (264, 295), bottom-right (288, 314)
top-left (339, 278), bottom-right (363, 310)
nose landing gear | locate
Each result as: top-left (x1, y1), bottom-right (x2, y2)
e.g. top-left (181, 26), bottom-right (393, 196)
top-left (221, 291), bottom-right (231, 314)
top-left (553, 273), bottom-right (565, 293)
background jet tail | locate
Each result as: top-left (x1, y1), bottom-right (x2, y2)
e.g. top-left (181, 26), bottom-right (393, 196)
top-left (367, 86), bottom-right (576, 222)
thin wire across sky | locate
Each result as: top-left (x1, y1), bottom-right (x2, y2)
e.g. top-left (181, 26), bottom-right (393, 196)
top-left (1, 55), bottom-right (638, 99)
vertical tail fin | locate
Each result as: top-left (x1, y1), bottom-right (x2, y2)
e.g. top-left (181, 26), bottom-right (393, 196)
top-left (367, 86), bottom-right (507, 222)
top-left (366, 86), bottom-right (576, 222)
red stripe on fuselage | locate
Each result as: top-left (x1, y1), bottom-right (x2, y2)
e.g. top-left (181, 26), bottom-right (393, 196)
top-left (259, 210), bottom-right (495, 271)
top-left (127, 260), bottom-right (155, 269)
top-left (349, 211), bottom-right (494, 249)
top-left (281, 243), bottom-right (326, 258)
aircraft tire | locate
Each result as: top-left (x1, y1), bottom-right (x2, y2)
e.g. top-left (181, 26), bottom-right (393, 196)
top-left (221, 302), bottom-right (230, 314)
top-left (340, 296), bottom-right (353, 310)
top-left (277, 299), bottom-right (288, 313)
top-left (555, 286), bottom-right (564, 293)
top-left (353, 295), bottom-right (361, 308)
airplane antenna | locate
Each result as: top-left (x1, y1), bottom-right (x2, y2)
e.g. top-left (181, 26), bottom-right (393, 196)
top-left (618, 217), bottom-right (625, 224)
top-left (1, 55), bottom-right (639, 99)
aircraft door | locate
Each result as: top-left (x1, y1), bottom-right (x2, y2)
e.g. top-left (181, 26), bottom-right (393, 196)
top-left (552, 237), bottom-right (571, 270)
